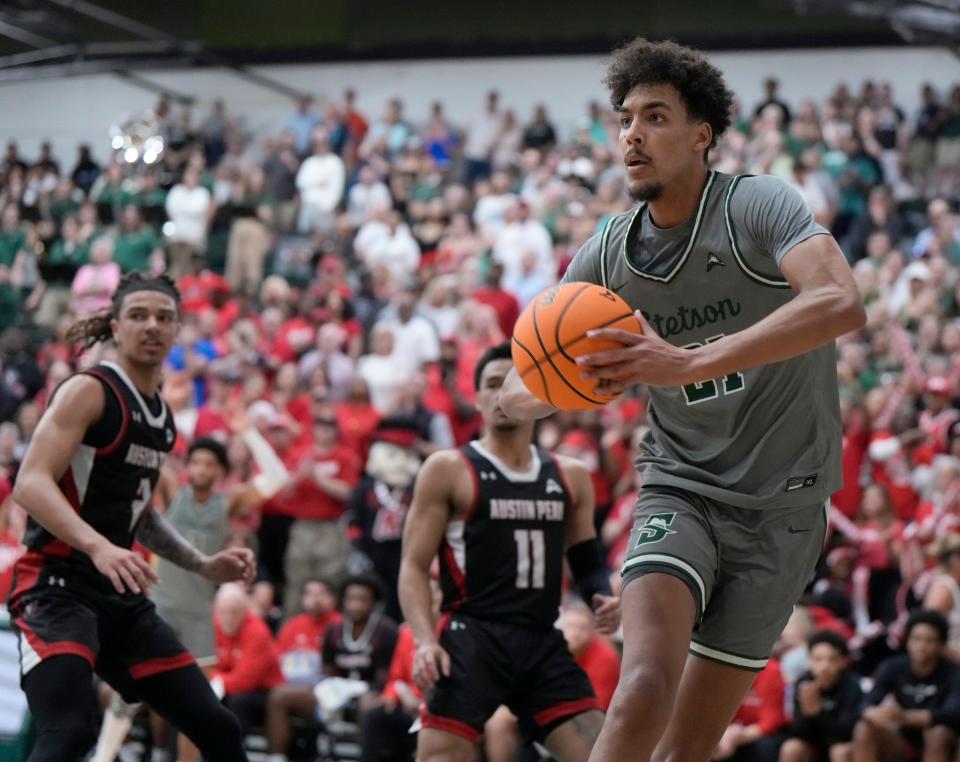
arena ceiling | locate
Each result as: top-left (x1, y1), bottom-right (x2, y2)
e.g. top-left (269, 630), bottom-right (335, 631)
top-left (0, 0), bottom-right (953, 96)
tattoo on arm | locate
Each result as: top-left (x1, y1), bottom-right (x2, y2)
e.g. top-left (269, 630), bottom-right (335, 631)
top-left (135, 506), bottom-right (206, 572)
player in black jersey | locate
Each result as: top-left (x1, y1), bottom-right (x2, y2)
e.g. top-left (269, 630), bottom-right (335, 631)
top-left (9, 272), bottom-right (254, 761)
top-left (398, 343), bottom-right (620, 762)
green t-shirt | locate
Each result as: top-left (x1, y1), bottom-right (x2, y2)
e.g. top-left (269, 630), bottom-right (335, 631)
top-left (0, 283), bottom-right (20, 329)
top-left (114, 228), bottom-right (158, 272)
top-left (0, 229), bottom-right (25, 267)
top-left (137, 188), bottom-right (168, 208)
top-left (48, 197), bottom-right (81, 227)
top-left (47, 239), bottom-right (90, 267)
top-left (96, 183), bottom-right (135, 209)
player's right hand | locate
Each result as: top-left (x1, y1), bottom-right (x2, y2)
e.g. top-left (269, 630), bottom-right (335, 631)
top-left (90, 540), bottom-right (158, 595)
top-left (412, 641), bottom-right (450, 693)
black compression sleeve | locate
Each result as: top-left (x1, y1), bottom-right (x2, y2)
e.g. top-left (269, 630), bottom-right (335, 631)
top-left (566, 538), bottom-right (612, 602)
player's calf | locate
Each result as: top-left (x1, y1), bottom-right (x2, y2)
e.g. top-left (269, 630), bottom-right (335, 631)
top-left (544, 709), bottom-right (605, 762)
top-left (922, 724), bottom-right (957, 761)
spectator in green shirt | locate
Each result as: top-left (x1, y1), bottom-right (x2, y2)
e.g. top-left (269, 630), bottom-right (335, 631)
top-left (0, 204), bottom-right (25, 267)
top-left (46, 177), bottom-right (83, 228)
top-left (0, 265), bottom-right (21, 331)
top-left (113, 204), bottom-right (161, 273)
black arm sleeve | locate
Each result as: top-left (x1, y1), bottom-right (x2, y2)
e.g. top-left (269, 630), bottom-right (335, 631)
top-left (566, 538), bottom-right (612, 602)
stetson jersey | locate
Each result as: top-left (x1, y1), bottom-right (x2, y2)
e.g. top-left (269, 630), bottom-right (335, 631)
top-left (11, 362), bottom-right (176, 601)
top-left (439, 441), bottom-right (572, 629)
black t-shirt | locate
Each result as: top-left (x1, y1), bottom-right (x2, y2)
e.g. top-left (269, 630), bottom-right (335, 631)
top-left (864, 654), bottom-right (960, 730)
top-left (322, 613), bottom-right (398, 689)
top-left (791, 669), bottom-right (864, 746)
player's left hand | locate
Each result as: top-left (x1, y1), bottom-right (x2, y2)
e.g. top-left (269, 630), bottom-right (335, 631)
top-left (201, 548), bottom-right (256, 584)
top-left (577, 311), bottom-right (699, 395)
top-left (591, 593), bottom-right (621, 634)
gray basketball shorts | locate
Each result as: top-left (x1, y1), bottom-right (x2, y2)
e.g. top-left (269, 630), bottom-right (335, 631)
top-left (621, 485), bottom-right (827, 672)
top-left (154, 604), bottom-right (217, 668)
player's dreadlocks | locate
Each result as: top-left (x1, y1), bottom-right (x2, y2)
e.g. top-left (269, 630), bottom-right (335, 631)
top-left (604, 38), bottom-right (734, 157)
top-left (65, 271), bottom-right (181, 349)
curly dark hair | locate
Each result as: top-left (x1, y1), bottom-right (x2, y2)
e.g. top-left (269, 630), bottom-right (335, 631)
top-left (65, 270), bottom-right (181, 349)
top-left (604, 38), bottom-right (734, 155)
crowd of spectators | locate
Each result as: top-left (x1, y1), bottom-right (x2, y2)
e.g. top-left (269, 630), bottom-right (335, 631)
top-left (1, 70), bottom-right (960, 760)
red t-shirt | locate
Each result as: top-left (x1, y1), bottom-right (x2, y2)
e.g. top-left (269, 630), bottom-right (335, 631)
top-left (270, 318), bottom-right (316, 364)
top-left (834, 428), bottom-right (868, 520)
top-left (293, 445), bottom-right (362, 521)
top-left (575, 637), bottom-right (621, 711)
top-left (275, 610), bottom-right (343, 684)
top-left (194, 404), bottom-right (230, 440)
top-left (259, 445), bottom-right (308, 517)
top-left (382, 624), bottom-right (422, 703)
top-left (334, 402), bottom-right (380, 462)
top-left (472, 287), bottom-right (520, 338)
top-left (213, 609), bottom-right (285, 694)
top-left (732, 659), bottom-right (785, 734)
top-left (276, 611), bottom-right (342, 655)
top-left (178, 271), bottom-right (230, 315)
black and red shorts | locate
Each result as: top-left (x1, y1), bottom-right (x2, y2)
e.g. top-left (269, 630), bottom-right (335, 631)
top-left (11, 585), bottom-right (195, 701)
top-left (422, 613), bottom-right (599, 743)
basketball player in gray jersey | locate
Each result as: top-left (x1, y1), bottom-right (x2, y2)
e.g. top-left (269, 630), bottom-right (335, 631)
top-left (501, 39), bottom-right (866, 762)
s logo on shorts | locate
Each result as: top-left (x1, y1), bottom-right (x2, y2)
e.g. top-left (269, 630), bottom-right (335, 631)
top-left (634, 513), bottom-right (677, 547)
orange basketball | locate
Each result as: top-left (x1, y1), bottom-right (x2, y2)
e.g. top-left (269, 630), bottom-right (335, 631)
top-left (511, 282), bottom-right (642, 410)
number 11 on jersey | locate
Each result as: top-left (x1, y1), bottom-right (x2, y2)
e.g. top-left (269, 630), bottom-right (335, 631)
top-left (514, 529), bottom-right (545, 589)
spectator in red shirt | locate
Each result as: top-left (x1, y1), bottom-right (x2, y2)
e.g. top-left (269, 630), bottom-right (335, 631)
top-left (193, 362), bottom-right (242, 440)
top-left (282, 414), bottom-right (361, 615)
top-left (335, 377), bottom-right (381, 463)
top-left (275, 578), bottom-right (342, 686)
top-left (178, 252), bottom-right (231, 316)
top-left (255, 410), bottom-right (305, 609)
top-left (560, 602), bottom-right (621, 711)
top-left (212, 584), bottom-right (284, 735)
top-left (471, 261), bottom-right (520, 338)
top-left (713, 659), bottom-right (786, 761)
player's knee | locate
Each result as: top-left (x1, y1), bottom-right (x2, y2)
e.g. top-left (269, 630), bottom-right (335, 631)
top-left (778, 738), bottom-right (810, 762)
top-left (924, 724), bottom-right (957, 753)
top-left (828, 743), bottom-right (852, 762)
top-left (610, 662), bottom-right (672, 719)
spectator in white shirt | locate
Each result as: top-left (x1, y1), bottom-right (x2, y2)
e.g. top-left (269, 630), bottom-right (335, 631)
top-left (165, 167), bottom-right (212, 276)
top-left (463, 90), bottom-right (501, 184)
top-left (493, 200), bottom-right (554, 295)
top-left (346, 165), bottom-right (392, 226)
top-left (355, 210), bottom-right (420, 284)
top-left (357, 322), bottom-right (410, 413)
top-left (380, 289), bottom-right (440, 377)
top-left (295, 129), bottom-right (345, 235)
top-left (473, 170), bottom-right (517, 241)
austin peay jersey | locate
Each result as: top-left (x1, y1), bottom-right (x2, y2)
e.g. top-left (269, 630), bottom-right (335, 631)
top-left (11, 362), bottom-right (176, 602)
top-left (439, 441), bottom-right (572, 630)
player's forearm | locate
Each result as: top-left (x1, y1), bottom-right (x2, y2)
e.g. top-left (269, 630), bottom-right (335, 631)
top-left (135, 506), bottom-right (207, 572)
top-left (13, 472), bottom-right (109, 556)
top-left (499, 368), bottom-right (556, 421)
top-left (398, 560), bottom-right (438, 646)
top-left (688, 285), bottom-right (865, 384)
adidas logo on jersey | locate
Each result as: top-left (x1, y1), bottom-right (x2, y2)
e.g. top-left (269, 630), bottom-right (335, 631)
top-left (706, 252), bottom-right (726, 272)
top-left (545, 478), bottom-right (563, 495)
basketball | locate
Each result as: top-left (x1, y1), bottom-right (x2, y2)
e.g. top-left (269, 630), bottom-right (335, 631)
top-left (511, 282), bottom-right (642, 410)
